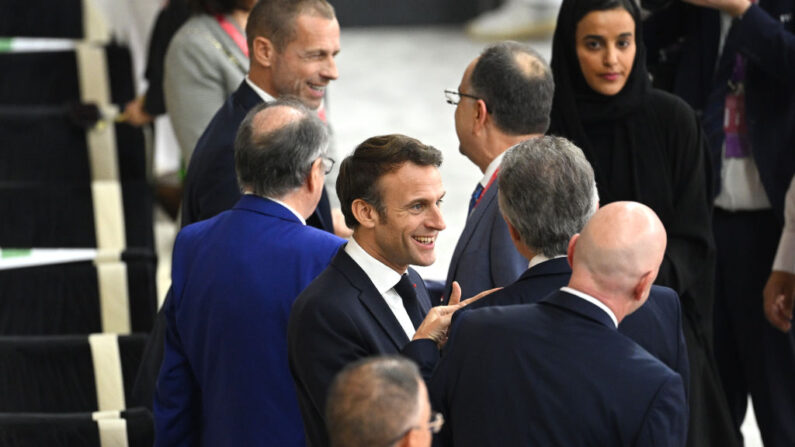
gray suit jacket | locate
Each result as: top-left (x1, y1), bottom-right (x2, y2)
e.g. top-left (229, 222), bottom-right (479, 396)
top-left (444, 182), bottom-right (526, 301)
top-left (164, 13), bottom-right (249, 164)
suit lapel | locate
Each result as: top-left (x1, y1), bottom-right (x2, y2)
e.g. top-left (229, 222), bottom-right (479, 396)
top-left (445, 184), bottom-right (499, 287)
top-left (332, 250), bottom-right (410, 349)
top-left (408, 268), bottom-right (432, 314)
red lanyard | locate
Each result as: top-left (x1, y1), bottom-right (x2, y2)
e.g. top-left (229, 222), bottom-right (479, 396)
top-left (474, 167), bottom-right (500, 209)
top-left (215, 14), bottom-right (249, 57)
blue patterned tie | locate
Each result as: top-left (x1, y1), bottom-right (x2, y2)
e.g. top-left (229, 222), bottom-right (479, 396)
top-left (469, 183), bottom-right (485, 214)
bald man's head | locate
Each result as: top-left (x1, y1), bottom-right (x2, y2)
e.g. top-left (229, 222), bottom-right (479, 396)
top-left (568, 202), bottom-right (667, 319)
top-left (234, 98), bottom-right (328, 198)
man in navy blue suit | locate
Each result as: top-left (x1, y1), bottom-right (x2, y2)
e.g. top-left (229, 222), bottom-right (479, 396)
top-left (464, 136), bottom-right (690, 389)
top-left (289, 135), bottom-right (492, 447)
top-left (154, 99), bottom-right (345, 446)
top-left (443, 41), bottom-right (553, 302)
top-left (181, 0), bottom-right (344, 234)
top-left (132, 0), bottom-right (345, 409)
top-left (430, 201), bottom-right (689, 446)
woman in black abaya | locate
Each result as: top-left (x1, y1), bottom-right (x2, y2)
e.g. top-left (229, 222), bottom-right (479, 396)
top-left (548, 0), bottom-right (740, 445)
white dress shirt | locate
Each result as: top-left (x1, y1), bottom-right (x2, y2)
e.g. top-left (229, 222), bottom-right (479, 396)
top-left (479, 152), bottom-right (506, 188)
top-left (560, 286), bottom-right (618, 328)
top-left (345, 238), bottom-right (417, 339)
top-left (245, 75), bottom-right (276, 103)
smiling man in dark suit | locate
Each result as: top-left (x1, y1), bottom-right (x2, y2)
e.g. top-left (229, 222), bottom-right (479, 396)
top-left (288, 134), bottom-right (490, 447)
top-left (181, 0), bottom-right (343, 233)
top-left (431, 200), bottom-right (689, 446)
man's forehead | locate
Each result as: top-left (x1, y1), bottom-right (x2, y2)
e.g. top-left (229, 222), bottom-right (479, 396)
top-left (379, 164), bottom-right (444, 199)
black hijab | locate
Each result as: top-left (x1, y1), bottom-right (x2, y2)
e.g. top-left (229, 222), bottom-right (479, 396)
top-left (549, 0), bottom-right (659, 204)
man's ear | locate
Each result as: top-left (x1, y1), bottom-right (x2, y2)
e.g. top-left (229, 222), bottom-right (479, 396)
top-left (252, 36), bottom-right (276, 67)
top-left (305, 158), bottom-right (323, 194)
top-left (633, 271), bottom-right (654, 303)
top-left (567, 234), bottom-right (580, 268)
top-left (351, 198), bottom-right (378, 229)
top-left (472, 98), bottom-right (489, 133)
top-left (505, 217), bottom-right (521, 245)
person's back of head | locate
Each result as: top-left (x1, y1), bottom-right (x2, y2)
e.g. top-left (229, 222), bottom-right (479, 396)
top-left (568, 201), bottom-right (667, 320)
top-left (498, 135), bottom-right (597, 259)
top-left (234, 97), bottom-right (329, 201)
top-left (326, 356), bottom-right (435, 447)
top-left (245, 0), bottom-right (336, 51)
top-left (470, 41), bottom-right (555, 135)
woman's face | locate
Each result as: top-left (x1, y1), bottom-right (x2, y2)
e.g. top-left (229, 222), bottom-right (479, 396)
top-left (575, 8), bottom-right (636, 96)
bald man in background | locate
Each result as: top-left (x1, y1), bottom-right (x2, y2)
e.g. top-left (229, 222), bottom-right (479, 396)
top-left (430, 202), bottom-right (688, 447)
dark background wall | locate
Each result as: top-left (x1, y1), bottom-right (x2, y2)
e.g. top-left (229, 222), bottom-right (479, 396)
top-left (331, 0), bottom-right (501, 27)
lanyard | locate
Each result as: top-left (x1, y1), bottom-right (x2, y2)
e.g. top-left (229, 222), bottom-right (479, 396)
top-left (474, 167), bottom-right (500, 209)
top-left (215, 14), bottom-right (249, 57)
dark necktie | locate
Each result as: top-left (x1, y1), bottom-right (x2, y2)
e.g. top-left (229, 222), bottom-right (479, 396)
top-left (469, 183), bottom-right (485, 214)
top-left (394, 274), bottom-right (423, 329)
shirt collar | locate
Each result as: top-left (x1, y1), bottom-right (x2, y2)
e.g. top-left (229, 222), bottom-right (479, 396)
top-left (479, 152), bottom-right (506, 188)
top-left (560, 286), bottom-right (619, 328)
top-left (345, 237), bottom-right (403, 295)
top-left (528, 254), bottom-right (566, 269)
top-left (245, 75), bottom-right (276, 103)
top-left (244, 193), bottom-right (306, 225)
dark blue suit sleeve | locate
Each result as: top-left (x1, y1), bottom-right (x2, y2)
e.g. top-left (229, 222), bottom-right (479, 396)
top-left (153, 293), bottom-right (200, 447)
top-left (635, 373), bottom-right (688, 447)
top-left (736, 4), bottom-right (795, 84)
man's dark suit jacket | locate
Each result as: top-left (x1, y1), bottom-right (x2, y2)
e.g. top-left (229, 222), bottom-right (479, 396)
top-left (180, 80), bottom-right (333, 231)
top-left (430, 290), bottom-right (688, 447)
top-left (154, 195), bottom-right (344, 446)
top-left (464, 257), bottom-right (690, 392)
top-left (288, 247), bottom-right (439, 447)
top-left (444, 182), bottom-right (526, 302)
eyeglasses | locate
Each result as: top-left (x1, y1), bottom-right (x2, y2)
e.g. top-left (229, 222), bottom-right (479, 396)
top-left (444, 88), bottom-right (487, 110)
top-left (384, 411), bottom-right (445, 446)
top-left (319, 155), bottom-right (335, 174)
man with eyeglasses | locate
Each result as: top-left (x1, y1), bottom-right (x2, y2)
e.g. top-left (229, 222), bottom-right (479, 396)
top-left (442, 41), bottom-right (554, 303)
top-left (154, 99), bottom-right (345, 446)
top-left (326, 356), bottom-right (443, 447)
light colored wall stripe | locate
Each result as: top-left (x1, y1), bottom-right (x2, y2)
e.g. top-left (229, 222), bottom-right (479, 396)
top-left (97, 418), bottom-right (129, 447)
top-left (95, 259), bottom-right (131, 334)
top-left (82, 0), bottom-right (110, 43)
top-left (91, 181), bottom-right (126, 250)
top-left (88, 333), bottom-right (126, 411)
top-left (91, 410), bottom-right (122, 421)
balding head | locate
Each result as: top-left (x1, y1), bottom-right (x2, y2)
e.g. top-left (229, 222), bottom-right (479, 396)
top-left (469, 41), bottom-right (554, 135)
top-left (567, 202), bottom-right (667, 321)
top-left (326, 356), bottom-right (429, 447)
top-left (234, 97), bottom-right (328, 199)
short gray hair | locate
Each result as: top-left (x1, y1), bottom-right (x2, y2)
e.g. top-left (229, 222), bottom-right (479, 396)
top-left (326, 356), bottom-right (422, 447)
top-left (234, 98), bottom-right (328, 198)
top-left (498, 136), bottom-right (597, 257)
